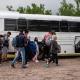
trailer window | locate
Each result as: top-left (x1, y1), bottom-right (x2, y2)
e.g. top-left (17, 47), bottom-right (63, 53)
top-left (68, 22), bottom-right (80, 32)
top-left (17, 19), bottom-right (27, 31)
top-left (60, 21), bottom-right (68, 32)
top-left (28, 20), bottom-right (51, 31)
top-left (4, 19), bottom-right (17, 31)
top-left (50, 21), bottom-right (59, 32)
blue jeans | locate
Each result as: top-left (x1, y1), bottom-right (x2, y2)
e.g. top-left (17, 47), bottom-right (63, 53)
top-left (12, 47), bottom-right (25, 66)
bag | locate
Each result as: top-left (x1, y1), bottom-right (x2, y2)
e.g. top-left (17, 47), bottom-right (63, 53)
top-left (12, 35), bottom-right (25, 47)
top-left (16, 35), bottom-right (25, 47)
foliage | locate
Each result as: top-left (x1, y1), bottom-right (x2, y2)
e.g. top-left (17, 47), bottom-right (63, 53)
top-left (59, 0), bottom-right (80, 16)
top-left (59, 0), bottom-right (75, 16)
top-left (74, 0), bottom-right (80, 16)
top-left (17, 3), bottom-right (52, 15)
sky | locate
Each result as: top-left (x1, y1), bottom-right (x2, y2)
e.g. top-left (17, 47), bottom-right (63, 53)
top-left (0, 0), bottom-right (75, 14)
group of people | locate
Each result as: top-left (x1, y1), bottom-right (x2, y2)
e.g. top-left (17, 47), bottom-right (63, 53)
top-left (42, 31), bottom-right (60, 66)
top-left (11, 30), bottom-right (41, 68)
top-left (0, 30), bottom-right (61, 68)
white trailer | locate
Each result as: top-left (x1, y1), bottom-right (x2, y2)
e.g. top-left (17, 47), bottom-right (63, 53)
top-left (0, 11), bottom-right (80, 53)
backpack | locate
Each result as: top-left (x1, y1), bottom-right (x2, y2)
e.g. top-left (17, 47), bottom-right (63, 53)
top-left (16, 35), bottom-right (25, 47)
top-left (12, 36), bottom-right (17, 47)
top-left (57, 44), bottom-right (61, 53)
top-left (12, 35), bottom-right (25, 47)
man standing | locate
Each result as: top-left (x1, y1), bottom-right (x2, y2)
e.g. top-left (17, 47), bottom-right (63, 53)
top-left (24, 30), bottom-right (29, 64)
top-left (11, 30), bottom-right (26, 68)
top-left (2, 32), bottom-right (11, 61)
top-left (48, 36), bottom-right (59, 66)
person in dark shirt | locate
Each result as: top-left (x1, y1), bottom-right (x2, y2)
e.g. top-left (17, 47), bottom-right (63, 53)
top-left (24, 30), bottom-right (29, 64)
top-left (2, 32), bottom-right (11, 61)
top-left (11, 30), bottom-right (27, 68)
top-left (0, 35), bottom-right (3, 64)
top-left (48, 36), bottom-right (60, 66)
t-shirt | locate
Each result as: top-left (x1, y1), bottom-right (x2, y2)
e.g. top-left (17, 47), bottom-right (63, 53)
top-left (3, 34), bottom-right (9, 47)
top-left (44, 32), bottom-right (52, 46)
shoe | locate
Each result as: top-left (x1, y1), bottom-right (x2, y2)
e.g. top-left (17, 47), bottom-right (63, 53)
top-left (35, 60), bottom-right (39, 63)
top-left (56, 64), bottom-right (59, 66)
top-left (0, 61), bottom-right (1, 64)
top-left (44, 63), bottom-right (49, 68)
top-left (52, 61), bottom-right (55, 63)
top-left (21, 66), bottom-right (27, 69)
top-left (11, 64), bottom-right (15, 68)
top-left (42, 59), bottom-right (45, 61)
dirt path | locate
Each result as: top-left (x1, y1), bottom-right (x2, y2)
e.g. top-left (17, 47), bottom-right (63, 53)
top-left (0, 58), bottom-right (80, 80)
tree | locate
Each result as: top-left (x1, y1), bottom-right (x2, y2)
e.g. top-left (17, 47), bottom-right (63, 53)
top-left (25, 6), bottom-right (32, 14)
top-left (58, 0), bottom-right (80, 16)
top-left (45, 10), bottom-right (52, 15)
top-left (17, 3), bottom-right (52, 15)
top-left (75, 0), bottom-right (80, 11)
top-left (74, 0), bottom-right (80, 16)
top-left (17, 7), bottom-right (25, 13)
top-left (59, 0), bottom-right (75, 16)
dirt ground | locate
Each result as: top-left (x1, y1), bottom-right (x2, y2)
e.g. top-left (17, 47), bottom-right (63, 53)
top-left (0, 58), bottom-right (80, 80)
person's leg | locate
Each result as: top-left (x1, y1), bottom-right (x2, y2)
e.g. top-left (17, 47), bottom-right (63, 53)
top-left (35, 52), bottom-right (39, 62)
top-left (52, 53), bottom-right (55, 63)
top-left (20, 47), bottom-right (26, 68)
top-left (25, 46), bottom-right (29, 64)
top-left (11, 50), bottom-right (19, 66)
top-left (48, 53), bottom-right (53, 63)
top-left (55, 53), bottom-right (58, 65)
top-left (41, 46), bottom-right (46, 60)
top-left (2, 47), bottom-right (7, 61)
top-left (42, 45), bottom-right (50, 67)
top-left (33, 53), bottom-right (39, 62)
top-left (46, 46), bottom-right (50, 64)
top-left (53, 53), bottom-right (58, 65)
top-left (0, 52), bottom-right (2, 64)
top-left (32, 53), bottom-right (36, 61)
top-left (5, 47), bottom-right (8, 60)
top-left (33, 47), bottom-right (39, 62)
